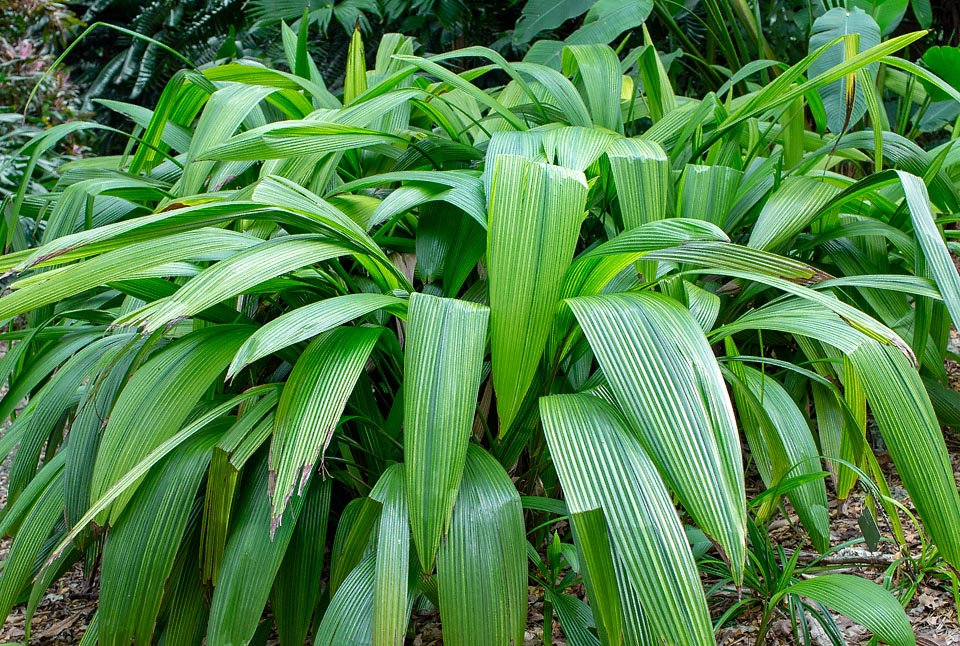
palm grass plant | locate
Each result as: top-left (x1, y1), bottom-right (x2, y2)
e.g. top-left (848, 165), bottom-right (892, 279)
top-left (1, 15), bottom-right (960, 645)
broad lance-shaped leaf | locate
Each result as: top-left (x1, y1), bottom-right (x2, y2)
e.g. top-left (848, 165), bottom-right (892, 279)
top-left (437, 445), bottom-right (526, 646)
top-left (115, 235), bottom-right (359, 332)
top-left (207, 455), bottom-right (309, 646)
top-left (370, 464), bottom-right (412, 646)
top-left (568, 292), bottom-right (747, 582)
top-left (540, 394), bottom-right (713, 645)
top-left (808, 7), bottom-right (881, 134)
top-left (271, 477), bottom-right (331, 646)
top-left (747, 176), bottom-right (840, 251)
top-left (0, 470), bottom-right (63, 625)
top-left (850, 340), bottom-right (960, 569)
top-left (179, 83), bottom-right (276, 196)
top-left (99, 423), bottom-right (223, 645)
top-left (899, 171), bottom-right (960, 334)
top-left (0, 228), bottom-right (260, 321)
top-left (228, 293), bottom-right (406, 377)
top-left (405, 292), bottom-right (489, 572)
top-left (731, 365), bottom-right (831, 552)
top-left (487, 154), bottom-right (587, 434)
top-left (314, 555), bottom-right (376, 645)
top-left (783, 575), bottom-right (915, 646)
top-left (269, 326), bottom-right (381, 528)
top-left (605, 138), bottom-right (670, 230)
top-left (90, 325), bottom-right (254, 525)
top-left (561, 45), bottom-right (623, 133)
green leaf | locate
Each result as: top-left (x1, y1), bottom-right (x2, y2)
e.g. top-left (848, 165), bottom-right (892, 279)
top-left (678, 164), bottom-right (743, 228)
top-left (562, 45), bottom-right (624, 133)
top-left (567, 0), bottom-right (653, 46)
top-left (91, 325), bottom-right (254, 525)
top-left (269, 326), bottom-right (381, 526)
top-left (437, 445), bottom-right (526, 646)
top-left (329, 497), bottom-right (381, 600)
top-left (567, 292), bottom-right (747, 583)
top-left (0, 229), bottom-right (260, 321)
top-left (912, 0), bottom-right (932, 28)
top-left (546, 589), bottom-right (601, 646)
top-left (207, 456), bottom-right (308, 646)
top-left (899, 171), bottom-right (960, 335)
top-left (919, 46), bottom-right (960, 102)
top-left (637, 30), bottom-right (677, 123)
top-left (747, 176), bottom-right (841, 251)
top-left (392, 55), bottom-right (526, 131)
top-left (0, 472), bottom-right (64, 624)
top-left (540, 393), bottom-right (712, 645)
top-left (542, 126), bottom-right (618, 172)
top-left (314, 555), bottom-right (376, 645)
top-left (733, 366), bottom-right (831, 552)
top-left (272, 477), bottom-right (331, 646)
top-left (606, 138), bottom-right (671, 229)
top-left (404, 293), bottom-right (489, 572)
top-left (228, 293), bottom-right (406, 377)
top-left (850, 341), bottom-right (960, 569)
top-left (345, 26), bottom-right (367, 104)
top-left (850, 0), bottom-right (908, 35)
top-left (514, 0), bottom-right (593, 44)
top-left (116, 235), bottom-right (359, 332)
top-left (99, 424), bottom-right (223, 645)
top-left (199, 121), bottom-right (405, 161)
top-left (568, 507), bottom-right (636, 645)
top-left (808, 7), bottom-right (882, 133)
top-left (487, 155), bottom-right (588, 434)
top-left (783, 575), bottom-right (915, 646)
top-left (370, 464), bottom-right (412, 646)
top-left (180, 84), bottom-right (276, 196)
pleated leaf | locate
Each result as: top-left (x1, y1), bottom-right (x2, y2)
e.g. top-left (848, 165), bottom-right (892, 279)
top-left (850, 340), bottom-right (960, 569)
top-left (269, 326), bottom-right (381, 527)
top-left (437, 445), bottom-right (526, 646)
top-left (272, 477), bottom-right (332, 646)
top-left (228, 293), bottom-right (406, 377)
top-left (0, 471), bottom-right (64, 624)
top-left (370, 464), bottom-right (412, 646)
top-left (404, 292), bottom-right (489, 572)
top-left (734, 366), bottom-right (830, 552)
top-left (487, 154), bottom-right (588, 433)
top-left (115, 235), bottom-right (356, 332)
top-left (540, 393), bottom-right (713, 645)
top-left (314, 554), bottom-right (376, 646)
top-left (899, 171), bottom-right (960, 334)
top-left (91, 325), bottom-right (253, 525)
top-left (747, 176), bottom-right (841, 251)
top-left (606, 138), bottom-right (671, 230)
top-left (678, 164), bottom-right (742, 227)
top-left (0, 229), bottom-right (260, 321)
top-left (561, 45), bottom-right (623, 133)
top-left (99, 424), bottom-right (222, 645)
top-left (567, 292), bottom-right (747, 582)
top-left (207, 457), bottom-right (307, 646)
top-left (785, 575), bottom-right (915, 646)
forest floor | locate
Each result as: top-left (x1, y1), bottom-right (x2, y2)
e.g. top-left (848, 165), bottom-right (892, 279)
top-left (0, 350), bottom-right (959, 644)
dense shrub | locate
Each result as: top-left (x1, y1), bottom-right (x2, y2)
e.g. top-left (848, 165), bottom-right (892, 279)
top-left (1, 5), bottom-right (960, 645)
